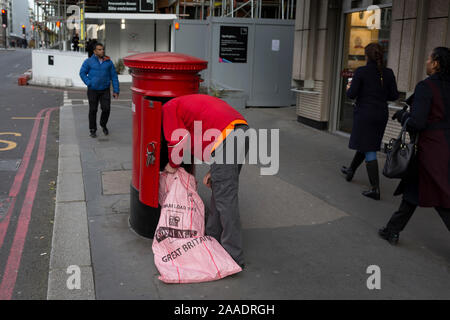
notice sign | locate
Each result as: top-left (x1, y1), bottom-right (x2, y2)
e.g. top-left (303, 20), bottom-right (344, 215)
top-left (272, 39), bottom-right (280, 52)
top-left (219, 26), bottom-right (248, 63)
top-left (104, 0), bottom-right (154, 13)
top-left (139, 0), bottom-right (155, 12)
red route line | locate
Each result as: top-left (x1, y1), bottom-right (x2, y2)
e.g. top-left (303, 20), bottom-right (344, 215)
top-left (0, 108), bottom-right (50, 252)
top-left (0, 107), bottom-right (58, 300)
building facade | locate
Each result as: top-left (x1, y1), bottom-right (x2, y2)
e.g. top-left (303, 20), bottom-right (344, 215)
top-left (11, 0), bottom-right (30, 39)
top-left (292, 0), bottom-right (450, 146)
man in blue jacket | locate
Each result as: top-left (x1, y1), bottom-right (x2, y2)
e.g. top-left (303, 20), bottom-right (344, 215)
top-left (79, 43), bottom-right (120, 137)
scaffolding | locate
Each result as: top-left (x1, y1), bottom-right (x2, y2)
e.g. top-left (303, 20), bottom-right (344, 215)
top-left (172, 0), bottom-right (297, 20)
top-left (31, 0), bottom-right (98, 50)
top-left (30, 0), bottom-right (296, 50)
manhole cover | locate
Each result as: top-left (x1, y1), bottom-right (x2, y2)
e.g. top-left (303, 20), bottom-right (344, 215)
top-left (0, 159), bottom-right (22, 172)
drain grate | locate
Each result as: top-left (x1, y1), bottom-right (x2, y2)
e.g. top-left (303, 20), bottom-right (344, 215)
top-left (0, 159), bottom-right (22, 172)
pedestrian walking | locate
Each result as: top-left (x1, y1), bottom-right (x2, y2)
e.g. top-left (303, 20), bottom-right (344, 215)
top-left (86, 38), bottom-right (97, 58)
top-left (72, 33), bottom-right (79, 52)
top-left (379, 47), bottom-right (450, 245)
top-left (341, 43), bottom-right (399, 200)
top-left (162, 94), bottom-right (249, 269)
top-left (79, 43), bottom-right (120, 138)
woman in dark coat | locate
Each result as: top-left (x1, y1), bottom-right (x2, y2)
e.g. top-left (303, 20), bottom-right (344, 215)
top-left (341, 43), bottom-right (399, 200)
top-left (379, 47), bottom-right (450, 245)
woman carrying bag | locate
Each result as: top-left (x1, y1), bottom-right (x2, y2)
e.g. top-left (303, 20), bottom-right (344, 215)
top-left (379, 47), bottom-right (450, 245)
top-left (342, 43), bottom-right (399, 200)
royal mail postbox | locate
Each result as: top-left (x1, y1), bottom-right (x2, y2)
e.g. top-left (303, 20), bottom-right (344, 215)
top-left (123, 52), bottom-right (208, 238)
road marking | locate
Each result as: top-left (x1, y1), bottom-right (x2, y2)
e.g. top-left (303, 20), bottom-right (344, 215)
top-left (0, 133), bottom-right (22, 152)
top-left (0, 107), bottom-right (58, 300)
top-left (63, 91), bottom-right (131, 107)
top-left (63, 91), bottom-right (71, 105)
top-left (0, 109), bottom-right (48, 253)
top-left (11, 117), bottom-right (44, 120)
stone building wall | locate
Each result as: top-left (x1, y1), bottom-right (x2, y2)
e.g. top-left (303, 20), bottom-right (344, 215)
top-left (292, 0), bottom-right (450, 145)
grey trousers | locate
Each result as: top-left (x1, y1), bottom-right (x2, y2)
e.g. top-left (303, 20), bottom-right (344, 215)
top-left (206, 125), bottom-right (249, 266)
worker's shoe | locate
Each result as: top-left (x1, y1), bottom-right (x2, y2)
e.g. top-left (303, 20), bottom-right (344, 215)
top-left (90, 130), bottom-right (97, 138)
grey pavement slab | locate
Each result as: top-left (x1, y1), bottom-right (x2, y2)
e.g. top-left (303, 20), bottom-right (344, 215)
top-left (101, 170), bottom-right (132, 195)
top-left (47, 267), bottom-right (95, 300)
top-left (50, 201), bottom-right (92, 270)
top-left (64, 102), bottom-right (450, 299)
top-left (56, 172), bottom-right (85, 202)
top-left (59, 144), bottom-right (80, 158)
top-left (58, 157), bottom-right (82, 174)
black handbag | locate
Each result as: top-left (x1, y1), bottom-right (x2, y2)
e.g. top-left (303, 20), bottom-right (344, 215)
top-left (383, 118), bottom-right (418, 179)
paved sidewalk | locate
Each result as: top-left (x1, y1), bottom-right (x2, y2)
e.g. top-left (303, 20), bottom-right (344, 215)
top-left (48, 93), bottom-right (450, 300)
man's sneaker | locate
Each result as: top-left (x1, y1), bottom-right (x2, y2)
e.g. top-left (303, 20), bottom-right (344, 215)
top-left (90, 130), bottom-right (97, 138)
top-left (102, 126), bottom-right (109, 136)
top-left (378, 227), bottom-right (399, 245)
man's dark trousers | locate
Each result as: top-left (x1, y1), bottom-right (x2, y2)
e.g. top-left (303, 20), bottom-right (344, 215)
top-left (88, 88), bottom-right (110, 132)
top-left (206, 124), bottom-right (250, 267)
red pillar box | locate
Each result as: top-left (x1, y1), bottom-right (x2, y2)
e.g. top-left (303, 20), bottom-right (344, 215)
top-left (124, 53), bottom-right (208, 238)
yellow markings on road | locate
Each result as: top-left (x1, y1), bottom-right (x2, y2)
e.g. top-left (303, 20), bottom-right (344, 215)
top-left (0, 132), bottom-right (22, 151)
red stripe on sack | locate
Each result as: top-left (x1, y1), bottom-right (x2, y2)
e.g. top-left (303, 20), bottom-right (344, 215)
top-left (166, 248), bottom-right (181, 284)
top-left (202, 241), bottom-right (222, 279)
top-left (189, 197), bottom-right (193, 232)
top-left (0, 108), bottom-right (57, 300)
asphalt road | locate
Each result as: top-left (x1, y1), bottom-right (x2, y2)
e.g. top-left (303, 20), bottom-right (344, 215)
top-left (0, 49), bottom-right (62, 299)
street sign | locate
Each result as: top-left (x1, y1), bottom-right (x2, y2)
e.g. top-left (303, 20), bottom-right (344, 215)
top-left (46, 16), bottom-right (63, 22)
top-left (219, 26), bottom-right (248, 64)
top-left (104, 0), bottom-right (155, 13)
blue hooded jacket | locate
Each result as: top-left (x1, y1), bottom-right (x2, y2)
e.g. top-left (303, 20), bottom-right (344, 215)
top-left (79, 55), bottom-right (120, 93)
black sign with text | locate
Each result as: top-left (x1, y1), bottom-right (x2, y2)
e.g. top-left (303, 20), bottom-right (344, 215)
top-left (219, 26), bottom-right (248, 63)
top-left (103, 0), bottom-right (154, 13)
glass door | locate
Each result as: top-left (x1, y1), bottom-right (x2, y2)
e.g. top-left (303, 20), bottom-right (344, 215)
top-left (338, 7), bottom-right (392, 133)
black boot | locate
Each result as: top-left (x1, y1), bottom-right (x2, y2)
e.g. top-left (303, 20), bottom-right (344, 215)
top-left (341, 152), bottom-right (365, 182)
top-left (378, 227), bottom-right (399, 245)
top-left (362, 160), bottom-right (380, 200)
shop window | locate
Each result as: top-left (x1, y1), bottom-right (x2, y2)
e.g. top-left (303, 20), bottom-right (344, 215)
top-left (337, 7), bottom-right (392, 133)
